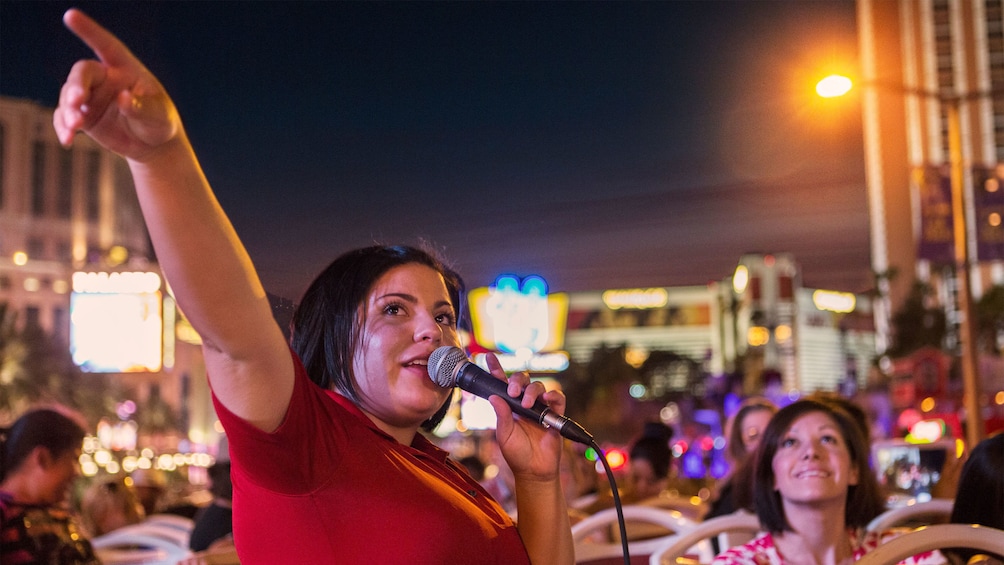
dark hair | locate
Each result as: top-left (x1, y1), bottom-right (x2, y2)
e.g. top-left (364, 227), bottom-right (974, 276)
top-left (727, 397), bottom-right (778, 464)
top-left (290, 244), bottom-right (464, 431)
top-left (804, 391), bottom-right (871, 445)
top-left (752, 399), bottom-right (885, 533)
top-left (948, 432), bottom-right (1004, 561)
top-left (208, 462), bottom-right (233, 500)
top-left (629, 422), bottom-right (674, 479)
top-left (1, 408), bottom-right (86, 480)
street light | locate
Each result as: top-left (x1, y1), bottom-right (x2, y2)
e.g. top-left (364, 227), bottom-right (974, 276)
top-left (817, 74), bottom-right (984, 449)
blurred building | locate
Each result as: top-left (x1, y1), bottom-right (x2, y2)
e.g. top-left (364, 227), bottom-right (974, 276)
top-left (0, 96), bottom-right (217, 452)
top-left (856, 0), bottom-right (1004, 351)
top-left (563, 253), bottom-right (876, 397)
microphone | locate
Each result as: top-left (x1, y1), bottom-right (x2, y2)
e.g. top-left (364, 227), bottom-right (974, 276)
top-left (428, 346), bottom-right (594, 445)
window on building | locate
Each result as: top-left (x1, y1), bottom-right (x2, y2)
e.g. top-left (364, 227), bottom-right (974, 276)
top-left (985, 0), bottom-right (1004, 162)
top-left (87, 150), bottom-right (101, 221)
top-left (52, 307), bottom-right (67, 339)
top-left (25, 306), bottom-right (40, 329)
top-left (58, 147), bottom-right (73, 218)
top-left (27, 237), bottom-right (45, 260)
top-left (0, 275), bottom-right (10, 291)
top-left (114, 159), bottom-right (143, 236)
top-left (57, 241), bottom-right (72, 261)
top-left (31, 141), bottom-right (46, 216)
top-left (0, 122), bottom-right (6, 210)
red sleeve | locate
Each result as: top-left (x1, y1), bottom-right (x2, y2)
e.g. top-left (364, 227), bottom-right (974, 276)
top-left (211, 348), bottom-right (348, 494)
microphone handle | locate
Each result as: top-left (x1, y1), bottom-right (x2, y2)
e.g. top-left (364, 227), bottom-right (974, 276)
top-left (455, 362), bottom-right (594, 445)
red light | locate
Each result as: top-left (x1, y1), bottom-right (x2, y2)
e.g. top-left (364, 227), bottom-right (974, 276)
top-left (700, 436), bottom-right (715, 452)
top-left (605, 448), bottom-right (628, 470)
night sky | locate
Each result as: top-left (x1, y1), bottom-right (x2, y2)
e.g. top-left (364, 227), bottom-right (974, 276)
top-left (2, 1), bottom-right (868, 301)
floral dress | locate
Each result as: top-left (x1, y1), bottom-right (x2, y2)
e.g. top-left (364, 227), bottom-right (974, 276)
top-left (712, 529), bottom-right (946, 565)
top-left (0, 490), bottom-right (101, 565)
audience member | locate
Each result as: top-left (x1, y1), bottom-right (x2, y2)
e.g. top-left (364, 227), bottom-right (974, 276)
top-left (79, 476), bottom-right (146, 537)
top-left (706, 397), bottom-right (777, 521)
top-left (189, 461), bottom-right (233, 552)
top-left (55, 9), bottom-right (573, 564)
top-left (0, 407), bottom-right (100, 564)
top-left (130, 467), bottom-right (168, 517)
top-left (458, 454), bottom-right (487, 483)
top-left (560, 440), bottom-right (600, 512)
top-left (713, 399), bottom-right (942, 565)
top-left (628, 421), bottom-right (675, 501)
top-left (945, 432), bottom-right (1004, 565)
top-left (805, 391), bottom-right (872, 447)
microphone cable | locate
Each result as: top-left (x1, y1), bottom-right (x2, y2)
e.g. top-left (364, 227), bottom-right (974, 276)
top-left (589, 439), bottom-right (631, 565)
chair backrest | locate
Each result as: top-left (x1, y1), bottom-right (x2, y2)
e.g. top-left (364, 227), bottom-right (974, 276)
top-left (91, 515), bottom-right (195, 565)
top-left (572, 505), bottom-right (697, 564)
top-left (637, 492), bottom-right (709, 522)
top-left (647, 510), bottom-right (762, 565)
top-left (865, 498), bottom-right (954, 532)
top-left (854, 524), bottom-right (1004, 565)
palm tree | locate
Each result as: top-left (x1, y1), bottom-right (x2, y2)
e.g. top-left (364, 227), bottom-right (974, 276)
top-left (0, 302), bottom-right (119, 425)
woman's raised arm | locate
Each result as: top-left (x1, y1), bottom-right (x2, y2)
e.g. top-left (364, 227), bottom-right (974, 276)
top-left (53, 9), bottom-right (293, 432)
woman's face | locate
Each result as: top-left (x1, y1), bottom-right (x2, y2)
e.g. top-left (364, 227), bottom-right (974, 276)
top-left (352, 263), bottom-right (460, 429)
top-left (40, 447), bottom-right (82, 506)
top-left (630, 458), bottom-right (666, 500)
top-left (740, 409), bottom-right (774, 454)
top-left (771, 411), bottom-right (858, 506)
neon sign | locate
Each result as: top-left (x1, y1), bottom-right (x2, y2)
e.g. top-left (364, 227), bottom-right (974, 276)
top-left (468, 274), bottom-right (568, 354)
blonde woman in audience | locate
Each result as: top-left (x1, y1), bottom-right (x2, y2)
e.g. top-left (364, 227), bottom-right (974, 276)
top-left (79, 477), bottom-right (146, 537)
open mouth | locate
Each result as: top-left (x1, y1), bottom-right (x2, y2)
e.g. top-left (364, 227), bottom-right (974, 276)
top-left (795, 470), bottom-right (831, 479)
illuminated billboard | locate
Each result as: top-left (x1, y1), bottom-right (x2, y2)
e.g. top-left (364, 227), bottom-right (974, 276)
top-left (70, 272), bottom-right (164, 372)
top-left (468, 275), bottom-right (568, 354)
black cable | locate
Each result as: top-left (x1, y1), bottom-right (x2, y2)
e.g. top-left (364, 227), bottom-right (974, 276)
top-left (591, 439), bottom-right (631, 565)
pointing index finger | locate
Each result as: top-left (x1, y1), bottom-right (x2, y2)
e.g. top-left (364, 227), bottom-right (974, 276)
top-left (63, 8), bottom-right (142, 70)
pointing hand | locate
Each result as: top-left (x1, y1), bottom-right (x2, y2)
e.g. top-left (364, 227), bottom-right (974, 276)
top-left (53, 9), bottom-right (182, 160)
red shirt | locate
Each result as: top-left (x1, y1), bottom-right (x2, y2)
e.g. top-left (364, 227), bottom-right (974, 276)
top-left (213, 350), bottom-right (530, 564)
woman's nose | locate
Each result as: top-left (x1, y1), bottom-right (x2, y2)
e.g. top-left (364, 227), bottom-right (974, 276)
top-left (416, 315), bottom-right (443, 342)
top-left (801, 441), bottom-right (822, 459)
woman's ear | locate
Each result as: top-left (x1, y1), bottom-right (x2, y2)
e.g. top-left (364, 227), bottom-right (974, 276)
top-left (33, 445), bottom-right (55, 469)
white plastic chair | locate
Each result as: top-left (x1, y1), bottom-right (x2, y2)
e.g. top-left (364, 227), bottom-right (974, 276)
top-left (91, 515), bottom-right (195, 565)
top-left (647, 510), bottom-right (762, 565)
top-left (854, 524), bottom-right (1004, 565)
top-left (866, 498), bottom-right (954, 532)
top-left (638, 492), bottom-right (710, 522)
top-left (572, 505), bottom-right (697, 564)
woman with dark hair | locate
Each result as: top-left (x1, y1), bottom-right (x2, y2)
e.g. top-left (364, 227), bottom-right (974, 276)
top-left (628, 421), bottom-right (675, 501)
top-left (53, 9), bottom-right (572, 564)
top-left (706, 397), bottom-right (778, 521)
top-left (713, 400), bottom-right (942, 565)
top-left (1, 407), bottom-right (100, 565)
top-left (945, 433), bottom-right (1004, 565)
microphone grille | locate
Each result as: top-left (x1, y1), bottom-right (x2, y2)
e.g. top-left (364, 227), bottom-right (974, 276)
top-left (428, 346), bottom-right (465, 387)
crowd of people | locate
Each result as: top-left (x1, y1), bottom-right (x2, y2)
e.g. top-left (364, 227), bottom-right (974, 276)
top-left (2, 7), bottom-right (1003, 565)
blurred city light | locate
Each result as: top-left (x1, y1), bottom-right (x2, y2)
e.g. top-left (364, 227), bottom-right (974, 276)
top-left (815, 74), bottom-right (853, 98)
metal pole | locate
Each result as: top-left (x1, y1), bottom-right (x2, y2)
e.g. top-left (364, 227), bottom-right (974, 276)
top-left (945, 99), bottom-right (985, 449)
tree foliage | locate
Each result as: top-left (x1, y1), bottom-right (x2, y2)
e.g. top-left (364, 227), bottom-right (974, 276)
top-left (887, 282), bottom-right (947, 358)
top-left (0, 303), bottom-right (120, 425)
top-left (976, 285), bottom-right (1004, 354)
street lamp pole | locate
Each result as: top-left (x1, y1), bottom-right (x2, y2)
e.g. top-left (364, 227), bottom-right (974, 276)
top-left (817, 75), bottom-right (985, 448)
top-left (944, 97), bottom-right (984, 449)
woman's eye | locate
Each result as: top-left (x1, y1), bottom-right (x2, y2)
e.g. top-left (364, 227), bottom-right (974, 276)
top-left (821, 435), bottom-right (839, 445)
top-left (383, 304), bottom-right (403, 316)
top-left (781, 438), bottom-right (797, 448)
top-left (436, 312), bottom-right (456, 325)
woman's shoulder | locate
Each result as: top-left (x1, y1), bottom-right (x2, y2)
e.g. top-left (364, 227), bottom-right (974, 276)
top-left (855, 528), bottom-right (949, 565)
top-left (713, 532), bottom-right (778, 565)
